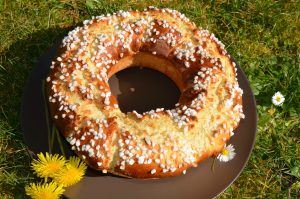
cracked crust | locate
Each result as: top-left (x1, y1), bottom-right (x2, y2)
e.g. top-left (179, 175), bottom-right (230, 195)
top-left (45, 7), bottom-right (244, 178)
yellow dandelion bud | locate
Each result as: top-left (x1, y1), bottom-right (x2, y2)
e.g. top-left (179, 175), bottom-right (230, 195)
top-left (53, 156), bottom-right (87, 187)
top-left (268, 107), bottom-right (276, 116)
top-left (25, 182), bottom-right (64, 199)
top-left (31, 152), bottom-right (66, 179)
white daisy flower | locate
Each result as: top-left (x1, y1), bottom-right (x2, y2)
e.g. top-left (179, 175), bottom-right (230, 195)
top-left (217, 144), bottom-right (236, 162)
top-left (272, 91), bottom-right (285, 106)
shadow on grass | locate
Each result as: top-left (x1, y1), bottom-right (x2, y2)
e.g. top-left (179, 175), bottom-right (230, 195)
top-left (0, 26), bottom-right (71, 197)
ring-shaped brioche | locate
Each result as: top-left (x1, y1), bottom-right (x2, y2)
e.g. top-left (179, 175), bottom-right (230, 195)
top-left (46, 7), bottom-right (244, 178)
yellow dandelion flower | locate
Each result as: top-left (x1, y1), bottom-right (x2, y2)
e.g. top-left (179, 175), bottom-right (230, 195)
top-left (53, 156), bottom-right (87, 187)
top-left (25, 182), bottom-right (64, 199)
top-left (31, 152), bottom-right (66, 179)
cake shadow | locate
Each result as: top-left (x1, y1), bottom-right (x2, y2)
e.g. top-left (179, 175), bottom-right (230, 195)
top-left (1, 25), bottom-right (80, 195)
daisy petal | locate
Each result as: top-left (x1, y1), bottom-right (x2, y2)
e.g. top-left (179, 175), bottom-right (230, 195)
top-left (217, 144), bottom-right (236, 162)
top-left (272, 91), bottom-right (285, 106)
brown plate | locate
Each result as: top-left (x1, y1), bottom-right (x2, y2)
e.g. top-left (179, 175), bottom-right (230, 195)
top-left (21, 40), bottom-right (257, 199)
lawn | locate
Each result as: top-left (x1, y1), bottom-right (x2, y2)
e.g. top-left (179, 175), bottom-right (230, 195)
top-left (0, 0), bottom-right (299, 198)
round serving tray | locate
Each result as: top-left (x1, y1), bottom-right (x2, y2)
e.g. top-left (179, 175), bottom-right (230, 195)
top-left (21, 40), bottom-right (257, 199)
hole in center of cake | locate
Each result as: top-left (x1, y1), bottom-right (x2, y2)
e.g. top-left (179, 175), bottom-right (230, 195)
top-left (108, 67), bottom-right (180, 113)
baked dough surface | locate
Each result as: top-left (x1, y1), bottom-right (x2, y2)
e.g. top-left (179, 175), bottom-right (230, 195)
top-left (46, 7), bottom-right (244, 178)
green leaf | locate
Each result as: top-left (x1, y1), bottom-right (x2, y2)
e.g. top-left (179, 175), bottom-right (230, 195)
top-left (251, 82), bottom-right (263, 96)
top-left (289, 107), bottom-right (297, 117)
top-left (86, 0), bottom-right (96, 10)
top-left (290, 181), bottom-right (300, 190)
top-left (286, 166), bottom-right (300, 179)
top-left (14, 192), bottom-right (26, 199)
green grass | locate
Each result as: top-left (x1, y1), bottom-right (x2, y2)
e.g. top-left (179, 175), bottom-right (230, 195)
top-left (0, 0), bottom-right (299, 198)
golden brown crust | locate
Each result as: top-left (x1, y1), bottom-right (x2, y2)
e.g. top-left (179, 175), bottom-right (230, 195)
top-left (45, 7), bottom-right (244, 178)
